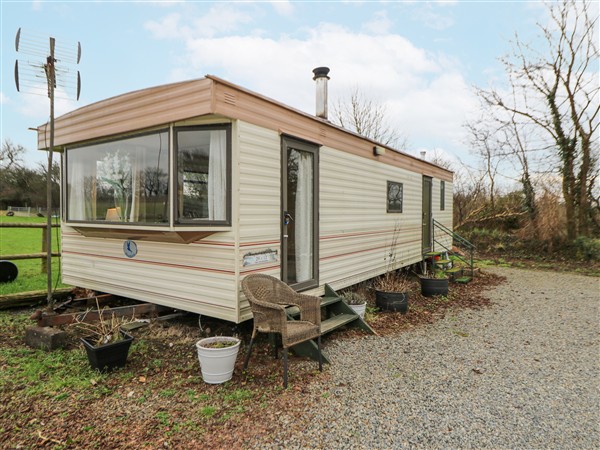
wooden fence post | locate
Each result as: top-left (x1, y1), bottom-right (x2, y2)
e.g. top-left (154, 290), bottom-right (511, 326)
top-left (41, 226), bottom-right (48, 273)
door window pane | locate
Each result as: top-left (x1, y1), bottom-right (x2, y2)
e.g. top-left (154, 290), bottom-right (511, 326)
top-left (286, 148), bottom-right (314, 284)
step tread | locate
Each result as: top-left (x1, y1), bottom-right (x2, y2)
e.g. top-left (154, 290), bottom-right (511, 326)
top-left (445, 267), bottom-right (463, 273)
top-left (424, 251), bottom-right (442, 257)
top-left (454, 277), bottom-right (472, 283)
top-left (321, 313), bottom-right (358, 334)
top-left (286, 296), bottom-right (340, 317)
top-left (435, 259), bottom-right (451, 265)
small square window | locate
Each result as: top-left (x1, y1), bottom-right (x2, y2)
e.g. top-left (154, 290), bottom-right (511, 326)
top-left (440, 180), bottom-right (446, 211)
top-left (387, 181), bottom-right (403, 213)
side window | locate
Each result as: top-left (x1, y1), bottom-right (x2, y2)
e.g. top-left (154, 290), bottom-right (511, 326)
top-left (440, 180), bottom-right (445, 211)
top-left (387, 181), bottom-right (403, 213)
top-left (175, 125), bottom-right (231, 224)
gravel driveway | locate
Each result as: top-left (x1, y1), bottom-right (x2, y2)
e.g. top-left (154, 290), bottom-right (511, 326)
top-left (251, 268), bottom-right (599, 449)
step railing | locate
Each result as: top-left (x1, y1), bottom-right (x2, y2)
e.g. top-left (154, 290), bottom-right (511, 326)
top-left (432, 219), bottom-right (475, 278)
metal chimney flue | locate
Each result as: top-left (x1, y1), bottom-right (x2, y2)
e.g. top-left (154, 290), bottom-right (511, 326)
top-left (312, 67), bottom-right (330, 120)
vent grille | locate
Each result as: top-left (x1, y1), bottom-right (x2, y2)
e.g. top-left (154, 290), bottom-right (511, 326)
top-left (319, 126), bottom-right (327, 138)
top-left (223, 92), bottom-right (236, 106)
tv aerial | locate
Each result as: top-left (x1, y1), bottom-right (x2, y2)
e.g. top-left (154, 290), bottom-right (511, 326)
top-left (15, 28), bottom-right (81, 100)
top-left (14, 28), bottom-right (82, 307)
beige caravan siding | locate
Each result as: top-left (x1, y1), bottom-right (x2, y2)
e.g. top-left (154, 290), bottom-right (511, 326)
top-left (38, 79), bottom-right (213, 149)
top-left (319, 146), bottom-right (424, 291)
top-left (209, 77), bottom-right (453, 183)
top-left (236, 121), bottom-right (282, 321)
top-left (61, 224), bottom-right (239, 321)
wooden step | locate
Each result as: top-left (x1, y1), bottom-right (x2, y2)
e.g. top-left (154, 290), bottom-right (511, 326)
top-left (286, 296), bottom-right (340, 317)
top-left (424, 251), bottom-right (442, 257)
top-left (435, 259), bottom-right (451, 265)
top-left (445, 267), bottom-right (463, 274)
top-left (454, 277), bottom-right (472, 284)
top-left (321, 313), bottom-right (359, 334)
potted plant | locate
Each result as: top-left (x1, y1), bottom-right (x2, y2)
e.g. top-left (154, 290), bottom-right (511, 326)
top-left (341, 292), bottom-right (367, 319)
top-left (74, 304), bottom-right (135, 373)
top-left (374, 271), bottom-right (410, 313)
top-left (196, 336), bottom-right (241, 384)
top-left (373, 222), bottom-right (410, 313)
top-left (419, 268), bottom-right (449, 297)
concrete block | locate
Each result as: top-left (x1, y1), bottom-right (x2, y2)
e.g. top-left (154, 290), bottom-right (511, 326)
top-left (25, 326), bottom-right (69, 350)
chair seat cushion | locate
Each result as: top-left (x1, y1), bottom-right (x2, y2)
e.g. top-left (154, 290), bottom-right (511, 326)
top-left (283, 321), bottom-right (320, 347)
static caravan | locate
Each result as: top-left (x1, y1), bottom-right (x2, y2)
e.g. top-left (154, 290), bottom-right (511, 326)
top-left (37, 68), bottom-right (453, 324)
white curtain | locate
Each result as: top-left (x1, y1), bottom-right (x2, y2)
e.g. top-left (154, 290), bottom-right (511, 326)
top-left (295, 151), bottom-right (313, 283)
top-left (129, 147), bottom-right (141, 222)
top-left (68, 158), bottom-right (87, 220)
top-left (208, 130), bottom-right (226, 220)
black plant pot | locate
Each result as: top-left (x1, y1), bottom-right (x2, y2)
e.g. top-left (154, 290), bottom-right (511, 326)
top-left (81, 330), bottom-right (134, 373)
top-left (375, 290), bottom-right (409, 314)
top-left (420, 277), bottom-right (449, 297)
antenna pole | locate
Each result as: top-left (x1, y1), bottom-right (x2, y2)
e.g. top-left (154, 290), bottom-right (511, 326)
top-left (45, 37), bottom-right (56, 308)
top-left (15, 29), bottom-right (81, 309)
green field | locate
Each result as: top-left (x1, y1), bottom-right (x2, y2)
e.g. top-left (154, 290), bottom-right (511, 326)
top-left (0, 214), bottom-right (69, 295)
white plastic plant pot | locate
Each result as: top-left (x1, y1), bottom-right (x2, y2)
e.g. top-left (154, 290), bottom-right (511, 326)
top-left (196, 336), bottom-right (241, 384)
top-left (349, 303), bottom-right (367, 320)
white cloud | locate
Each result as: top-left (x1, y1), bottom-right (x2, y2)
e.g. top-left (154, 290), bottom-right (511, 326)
top-left (413, 4), bottom-right (454, 31)
top-left (145, 12), bottom-right (184, 39)
top-left (271, 1), bottom-right (294, 17)
top-left (0, 92), bottom-right (8, 104)
top-left (14, 84), bottom-right (78, 119)
top-left (148, 13), bottom-right (477, 158)
top-left (145, 5), bottom-right (253, 39)
top-left (362, 10), bottom-right (392, 35)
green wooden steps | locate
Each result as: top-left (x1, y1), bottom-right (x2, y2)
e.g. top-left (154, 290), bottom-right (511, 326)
top-left (286, 284), bottom-right (376, 363)
top-left (454, 277), bottom-right (472, 284)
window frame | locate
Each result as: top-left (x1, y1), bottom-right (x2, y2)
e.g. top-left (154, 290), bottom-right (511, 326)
top-left (173, 124), bottom-right (232, 227)
top-left (440, 180), bottom-right (446, 211)
top-left (63, 128), bottom-right (171, 226)
top-left (386, 180), bottom-right (404, 213)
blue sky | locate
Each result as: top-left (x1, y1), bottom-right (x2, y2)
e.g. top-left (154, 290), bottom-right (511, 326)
top-left (2, 1), bottom-right (551, 169)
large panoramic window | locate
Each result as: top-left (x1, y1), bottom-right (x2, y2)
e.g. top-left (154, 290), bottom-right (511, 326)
top-left (66, 130), bottom-right (169, 224)
top-left (175, 125), bottom-right (231, 224)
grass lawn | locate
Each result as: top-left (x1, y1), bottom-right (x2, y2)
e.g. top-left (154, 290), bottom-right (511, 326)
top-left (0, 213), bottom-right (69, 295)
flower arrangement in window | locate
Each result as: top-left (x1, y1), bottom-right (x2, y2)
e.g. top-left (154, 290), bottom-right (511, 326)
top-left (98, 150), bottom-right (132, 221)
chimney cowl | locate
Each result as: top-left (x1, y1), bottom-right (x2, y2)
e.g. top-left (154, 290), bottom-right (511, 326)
top-left (312, 67), bottom-right (330, 80)
top-left (313, 67), bottom-right (330, 120)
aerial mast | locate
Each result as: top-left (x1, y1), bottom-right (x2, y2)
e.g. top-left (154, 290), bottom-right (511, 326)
top-left (15, 28), bottom-right (81, 308)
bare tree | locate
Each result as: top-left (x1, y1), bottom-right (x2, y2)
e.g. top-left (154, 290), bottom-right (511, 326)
top-left (464, 117), bottom-right (504, 210)
top-left (477, 0), bottom-right (599, 240)
top-left (332, 87), bottom-right (407, 150)
top-left (1, 139), bottom-right (26, 169)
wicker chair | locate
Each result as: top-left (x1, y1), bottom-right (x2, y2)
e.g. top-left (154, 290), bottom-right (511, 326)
top-left (241, 274), bottom-right (323, 388)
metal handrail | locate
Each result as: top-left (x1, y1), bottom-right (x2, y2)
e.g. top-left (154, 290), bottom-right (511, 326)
top-left (432, 220), bottom-right (475, 277)
top-left (433, 219), bottom-right (475, 250)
